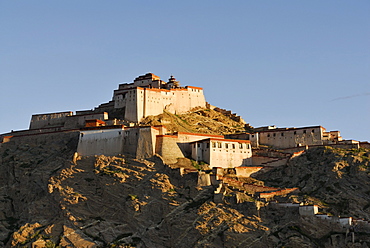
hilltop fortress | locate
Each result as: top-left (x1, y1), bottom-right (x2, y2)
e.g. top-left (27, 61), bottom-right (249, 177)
top-left (110, 73), bottom-right (206, 122)
top-left (1, 73), bottom-right (367, 170)
top-left (87, 73), bottom-right (206, 123)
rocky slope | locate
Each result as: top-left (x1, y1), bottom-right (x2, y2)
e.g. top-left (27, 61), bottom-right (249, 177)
top-left (257, 147), bottom-right (370, 219)
top-left (0, 132), bottom-right (268, 247)
top-left (1, 124), bottom-right (370, 247)
top-left (140, 108), bottom-right (248, 135)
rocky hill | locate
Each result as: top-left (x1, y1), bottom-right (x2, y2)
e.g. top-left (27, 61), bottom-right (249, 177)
top-left (257, 147), bottom-right (370, 219)
top-left (1, 111), bottom-right (370, 247)
top-left (0, 132), bottom-right (267, 247)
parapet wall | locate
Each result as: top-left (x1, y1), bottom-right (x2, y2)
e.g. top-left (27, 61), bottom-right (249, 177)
top-left (29, 111), bottom-right (73, 129)
top-left (29, 111), bottom-right (108, 131)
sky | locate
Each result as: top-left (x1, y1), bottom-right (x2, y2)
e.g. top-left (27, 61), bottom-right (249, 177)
top-left (0, 1), bottom-right (369, 141)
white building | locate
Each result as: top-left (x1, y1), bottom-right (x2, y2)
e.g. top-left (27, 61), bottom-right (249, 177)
top-left (77, 126), bottom-right (125, 156)
top-left (254, 126), bottom-right (343, 149)
top-left (111, 73), bottom-right (207, 122)
top-left (191, 138), bottom-right (252, 168)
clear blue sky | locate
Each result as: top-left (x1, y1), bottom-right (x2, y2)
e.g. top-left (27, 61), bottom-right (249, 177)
top-left (1, 1), bottom-right (369, 141)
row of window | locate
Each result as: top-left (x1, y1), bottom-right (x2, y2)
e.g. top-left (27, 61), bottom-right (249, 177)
top-left (193, 142), bottom-right (250, 149)
top-left (212, 149), bottom-right (249, 153)
top-left (266, 129), bottom-right (316, 137)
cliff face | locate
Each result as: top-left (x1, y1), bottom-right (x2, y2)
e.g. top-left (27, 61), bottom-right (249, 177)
top-left (1, 130), bottom-right (370, 247)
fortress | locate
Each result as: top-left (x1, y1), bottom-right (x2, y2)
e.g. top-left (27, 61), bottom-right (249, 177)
top-left (1, 73), bottom-right (365, 170)
top-left (91, 73), bottom-right (206, 123)
top-left (1, 72), bottom-right (369, 247)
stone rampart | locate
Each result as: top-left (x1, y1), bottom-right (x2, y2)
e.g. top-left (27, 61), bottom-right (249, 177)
top-left (29, 111), bottom-right (73, 129)
top-left (77, 127), bottom-right (124, 156)
top-left (135, 127), bottom-right (159, 159)
top-left (3, 130), bottom-right (80, 150)
top-left (155, 135), bottom-right (185, 164)
top-left (1, 126), bottom-right (66, 139)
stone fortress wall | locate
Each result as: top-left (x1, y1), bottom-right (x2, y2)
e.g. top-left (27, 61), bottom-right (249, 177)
top-left (29, 111), bottom-right (109, 131)
top-left (77, 127), bottom-right (125, 156)
top-left (29, 111), bottom-right (73, 129)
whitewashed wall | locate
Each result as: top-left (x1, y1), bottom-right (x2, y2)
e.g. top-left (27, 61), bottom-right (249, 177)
top-left (77, 128), bottom-right (124, 156)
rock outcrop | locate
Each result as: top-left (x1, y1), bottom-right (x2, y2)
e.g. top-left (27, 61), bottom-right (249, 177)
top-left (140, 108), bottom-right (248, 135)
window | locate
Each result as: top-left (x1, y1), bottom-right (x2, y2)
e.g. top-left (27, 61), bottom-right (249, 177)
top-left (303, 130), bottom-right (306, 134)
top-left (281, 133), bottom-right (284, 136)
top-left (206, 143), bottom-right (209, 148)
top-left (273, 133), bottom-right (276, 137)
top-left (225, 143), bottom-right (229, 149)
top-left (197, 143), bottom-right (200, 148)
top-left (212, 142), bottom-right (216, 148)
top-left (232, 144), bottom-right (235, 149)
top-left (218, 142), bottom-right (222, 148)
top-left (312, 129), bottom-right (315, 133)
top-left (239, 143), bottom-right (243, 149)
top-left (294, 131), bottom-right (296, 135)
top-left (251, 135), bottom-right (254, 138)
top-left (267, 134), bottom-right (270, 137)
